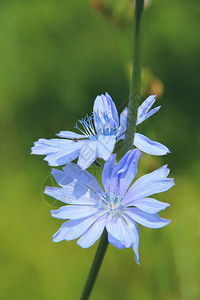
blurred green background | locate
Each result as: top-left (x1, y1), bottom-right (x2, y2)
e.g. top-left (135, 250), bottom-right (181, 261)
top-left (1, 0), bottom-right (200, 299)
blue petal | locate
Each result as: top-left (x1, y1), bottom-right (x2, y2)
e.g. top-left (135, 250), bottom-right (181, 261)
top-left (122, 214), bottom-right (140, 264)
top-left (102, 153), bottom-right (116, 193)
top-left (126, 197), bottom-right (170, 214)
top-left (124, 165), bottom-right (175, 201)
top-left (122, 216), bottom-right (140, 264)
top-left (140, 106), bottom-right (161, 123)
top-left (49, 168), bottom-right (99, 202)
top-left (62, 163), bottom-right (103, 194)
top-left (51, 205), bottom-right (98, 220)
top-left (56, 131), bottom-right (87, 139)
top-left (77, 141), bottom-right (98, 170)
top-left (116, 133), bottom-right (125, 142)
top-left (109, 149), bottom-right (141, 196)
top-left (106, 216), bottom-right (135, 248)
top-left (51, 168), bottom-right (75, 186)
top-left (44, 186), bottom-right (96, 205)
top-left (32, 138), bottom-right (80, 151)
top-left (53, 216), bottom-right (97, 242)
top-left (134, 133), bottom-right (170, 155)
top-left (44, 186), bottom-right (72, 204)
top-left (117, 149), bottom-right (141, 196)
top-left (97, 135), bottom-right (116, 161)
top-left (52, 212), bottom-right (105, 242)
top-left (107, 232), bottom-right (125, 249)
top-left (44, 150), bottom-right (80, 166)
top-left (105, 93), bottom-right (119, 129)
top-left (77, 217), bottom-right (107, 248)
top-left (31, 138), bottom-right (84, 166)
top-left (116, 107), bottom-right (128, 138)
top-left (137, 95), bottom-right (160, 125)
top-left (124, 208), bottom-right (171, 229)
top-left (31, 139), bottom-right (60, 155)
top-left (93, 93), bottom-right (119, 134)
top-left (51, 168), bottom-right (88, 196)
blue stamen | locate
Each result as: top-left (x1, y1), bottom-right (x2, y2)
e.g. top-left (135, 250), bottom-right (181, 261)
top-left (75, 114), bottom-right (97, 140)
top-left (75, 111), bottom-right (116, 140)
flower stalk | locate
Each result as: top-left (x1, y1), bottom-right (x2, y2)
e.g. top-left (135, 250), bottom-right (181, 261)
top-left (123, 0), bottom-right (144, 155)
top-left (80, 0), bottom-right (144, 298)
top-left (80, 230), bottom-right (109, 300)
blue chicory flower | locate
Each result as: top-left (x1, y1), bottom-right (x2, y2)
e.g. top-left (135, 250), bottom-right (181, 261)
top-left (31, 93), bottom-right (170, 169)
top-left (44, 149), bottom-right (174, 264)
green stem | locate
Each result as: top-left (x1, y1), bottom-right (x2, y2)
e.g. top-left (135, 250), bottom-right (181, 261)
top-left (122, 0), bottom-right (144, 155)
top-left (80, 1), bottom-right (144, 298)
top-left (80, 230), bottom-right (109, 300)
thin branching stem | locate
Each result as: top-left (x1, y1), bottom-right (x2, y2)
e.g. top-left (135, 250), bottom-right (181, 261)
top-left (122, 0), bottom-right (144, 155)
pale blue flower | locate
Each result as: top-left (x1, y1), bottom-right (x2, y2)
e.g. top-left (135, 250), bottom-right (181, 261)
top-left (44, 149), bottom-right (174, 264)
top-left (31, 93), bottom-right (169, 169)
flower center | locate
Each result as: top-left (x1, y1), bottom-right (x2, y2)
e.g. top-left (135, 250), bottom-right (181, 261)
top-left (75, 115), bottom-right (97, 141)
top-left (97, 193), bottom-right (124, 216)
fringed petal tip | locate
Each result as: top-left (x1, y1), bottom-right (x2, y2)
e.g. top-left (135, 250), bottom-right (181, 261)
top-left (137, 95), bottom-right (161, 125)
